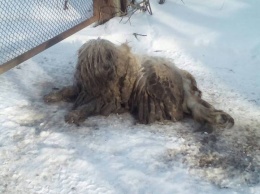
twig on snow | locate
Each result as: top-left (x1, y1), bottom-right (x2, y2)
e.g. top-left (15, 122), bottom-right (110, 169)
top-left (133, 33), bottom-right (147, 40)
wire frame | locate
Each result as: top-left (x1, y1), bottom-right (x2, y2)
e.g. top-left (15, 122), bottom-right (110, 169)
top-left (0, 0), bottom-right (93, 66)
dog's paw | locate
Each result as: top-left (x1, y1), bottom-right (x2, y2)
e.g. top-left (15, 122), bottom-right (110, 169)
top-left (214, 112), bottom-right (235, 129)
top-left (65, 111), bottom-right (84, 124)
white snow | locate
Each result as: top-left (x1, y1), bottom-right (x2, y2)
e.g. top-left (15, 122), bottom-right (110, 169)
top-left (0, 0), bottom-right (259, 193)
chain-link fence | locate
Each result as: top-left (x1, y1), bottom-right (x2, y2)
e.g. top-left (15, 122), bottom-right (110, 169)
top-left (0, 0), bottom-right (94, 71)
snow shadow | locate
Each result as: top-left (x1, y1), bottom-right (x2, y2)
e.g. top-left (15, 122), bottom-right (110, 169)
top-left (0, 39), bottom-right (83, 131)
top-left (162, 123), bottom-right (260, 188)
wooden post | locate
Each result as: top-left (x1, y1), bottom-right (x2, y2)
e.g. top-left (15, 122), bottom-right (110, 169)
top-left (94, 0), bottom-right (128, 24)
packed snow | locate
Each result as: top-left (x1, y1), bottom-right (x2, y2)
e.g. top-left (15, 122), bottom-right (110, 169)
top-left (0, 0), bottom-right (259, 193)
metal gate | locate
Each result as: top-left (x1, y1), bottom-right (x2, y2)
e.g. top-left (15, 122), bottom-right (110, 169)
top-left (0, 0), bottom-right (97, 74)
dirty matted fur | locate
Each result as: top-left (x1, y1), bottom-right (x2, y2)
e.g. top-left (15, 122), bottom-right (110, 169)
top-left (44, 38), bottom-right (234, 128)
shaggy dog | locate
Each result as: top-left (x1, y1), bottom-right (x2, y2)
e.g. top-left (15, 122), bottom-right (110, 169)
top-left (44, 38), bottom-right (234, 128)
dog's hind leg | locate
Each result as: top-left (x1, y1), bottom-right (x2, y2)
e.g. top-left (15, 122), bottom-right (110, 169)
top-left (180, 70), bottom-right (234, 129)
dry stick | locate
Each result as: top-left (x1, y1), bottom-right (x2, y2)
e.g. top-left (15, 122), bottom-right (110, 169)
top-left (133, 33), bottom-right (147, 36)
top-left (133, 33), bottom-right (147, 40)
top-left (130, 0), bottom-right (152, 15)
top-left (123, 9), bottom-right (138, 25)
top-left (121, 0), bottom-right (153, 24)
top-left (144, 0), bottom-right (153, 14)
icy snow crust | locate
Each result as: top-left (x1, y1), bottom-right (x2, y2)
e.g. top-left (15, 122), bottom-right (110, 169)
top-left (0, 0), bottom-right (259, 193)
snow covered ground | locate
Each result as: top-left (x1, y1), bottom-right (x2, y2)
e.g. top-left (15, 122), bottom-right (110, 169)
top-left (0, 0), bottom-right (259, 193)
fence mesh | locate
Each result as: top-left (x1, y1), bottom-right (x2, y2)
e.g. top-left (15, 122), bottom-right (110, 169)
top-left (0, 0), bottom-right (93, 65)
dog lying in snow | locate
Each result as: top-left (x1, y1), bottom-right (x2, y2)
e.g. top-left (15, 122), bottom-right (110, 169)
top-left (44, 38), bottom-right (234, 128)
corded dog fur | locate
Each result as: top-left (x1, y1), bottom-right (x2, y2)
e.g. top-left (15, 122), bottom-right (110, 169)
top-left (44, 38), bottom-right (234, 128)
